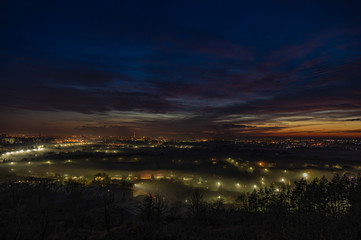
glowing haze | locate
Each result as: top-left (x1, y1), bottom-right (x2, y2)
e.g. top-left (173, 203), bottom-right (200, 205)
top-left (1, 0), bottom-right (361, 138)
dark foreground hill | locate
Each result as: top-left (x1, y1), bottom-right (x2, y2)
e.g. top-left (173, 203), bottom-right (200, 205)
top-left (0, 174), bottom-right (361, 240)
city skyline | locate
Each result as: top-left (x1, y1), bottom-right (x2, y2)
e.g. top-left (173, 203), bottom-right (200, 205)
top-left (1, 0), bottom-right (361, 137)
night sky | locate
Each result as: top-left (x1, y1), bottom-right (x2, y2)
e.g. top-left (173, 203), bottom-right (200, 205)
top-left (1, 0), bottom-right (361, 138)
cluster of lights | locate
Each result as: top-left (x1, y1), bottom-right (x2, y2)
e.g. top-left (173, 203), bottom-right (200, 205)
top-left (58, 143), bottom-right (87, 147)
top-left (2, 146), bottom-right (44, 157)
top-left (2, 144), bottom-right (315, 196)
top-left (226, 158), bottom-right (240, 168)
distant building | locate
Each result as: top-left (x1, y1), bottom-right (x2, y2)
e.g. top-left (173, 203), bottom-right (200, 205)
top-left (4, 137), bottom-right (15, 144)
top-left (183, 177), bottom-right (193, 181)
top-left (140, 173), bottom-right (152, 180)
top-left (154, 173), bottom-right (164, 179)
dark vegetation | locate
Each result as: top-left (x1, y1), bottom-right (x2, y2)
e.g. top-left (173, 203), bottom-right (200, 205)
top-left (0, 174), bottom-right (361, 240)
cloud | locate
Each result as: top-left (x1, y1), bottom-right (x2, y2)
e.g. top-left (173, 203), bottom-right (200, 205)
top-left (0, 82), bottom-right (178, 114)
top-left (206, 123), bottom-right (251, 129)
top-left (1, 0), bottom-right (361, 137)
top-left (343, 118), bottom-right (361, 122)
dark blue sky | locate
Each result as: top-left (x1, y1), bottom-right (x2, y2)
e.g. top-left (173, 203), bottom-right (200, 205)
top-left (1, 0), bottom-right (361, 137)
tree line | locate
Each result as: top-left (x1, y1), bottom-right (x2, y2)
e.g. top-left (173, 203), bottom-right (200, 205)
top-left (1, 174), bottom-right (361, 239)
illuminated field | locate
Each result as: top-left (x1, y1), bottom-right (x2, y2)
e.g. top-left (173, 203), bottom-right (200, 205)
top-left (1, 140), bottom-right (360, 202)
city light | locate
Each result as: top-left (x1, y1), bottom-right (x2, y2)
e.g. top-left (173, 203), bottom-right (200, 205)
top-left (0, 137), bottom-right (359, 209)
